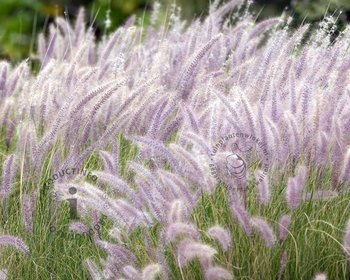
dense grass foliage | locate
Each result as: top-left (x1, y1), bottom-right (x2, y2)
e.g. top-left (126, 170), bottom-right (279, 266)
top-left (0, 0), bottom-right (350, 279)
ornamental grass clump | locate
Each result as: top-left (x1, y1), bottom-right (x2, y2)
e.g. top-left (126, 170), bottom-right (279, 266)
top-left (0, 0), bottom-right (350, 279)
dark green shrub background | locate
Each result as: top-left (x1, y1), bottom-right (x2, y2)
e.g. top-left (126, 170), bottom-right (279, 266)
top-left (1, 0), bottom-right (350, 61)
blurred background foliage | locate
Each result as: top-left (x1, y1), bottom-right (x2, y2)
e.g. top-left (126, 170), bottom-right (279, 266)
top-left (1, 0), bottom-right (350, 61)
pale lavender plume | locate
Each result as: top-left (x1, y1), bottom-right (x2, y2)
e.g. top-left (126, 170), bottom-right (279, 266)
top-left (176, 34), bottom-right (222, 100)
top-left (158, 170), bottom-right (194, 208)
top-left (159, 115), bottom-right (184, 146)
top-left (122, 265), bottom-right (141, 279)
top-left (251, 217), bottom-right (276, 247)
top-left (0, 235), bottom-right (30, 255)
top-left (278, 250), bottom-right (288, 280)
top-left (5, 120), bottom-right (16, 150)
top-left (241, 95), bottom-right (256, 134)
top-left (0, 154), bottom-right (16, 198)
top-left (112, 140), bottom-right (120, 175)
top-left (340, 148), bottom-right (350, 183)
top-left (21, 193), bottom-right (36, 233)
top-left (286, 165), bottom-right (308, 210)
top-left (182, 105), bottom-right (200, 134)
top-left (115, 198), bottom-right (153, 227)
top-left (95, 240), bottom-right (138, 266)
top-left (287, 165), bottom-right (307, 209)
top-left (0, 62), bottom-right (8, 95)
top-left (73, 8), bottom-right (86, 44)
top-left (0, 269), bottom-right (7, 280)
top-left (296, 165), bottom-right (308, 187)
top-left (278, 214), bottom-right (291, 242)
top-left (168, 200), bottom-right (184, 223)
top-left (141, 264), bottom-right (162, 280)
top-left (230, 199), bottom-right (252, 236)
top-left (204, 266), bottom-right (232, 280)
top-left (165, 222), bottom-right (200, 243)
top-left (108, 227), bottom-right (123, 243)
top-left (177, 238), bottom-right (217, 268)
top-left (69, 81), bottom-right (117, 117)
top-left (255, 170), bottom-right (270, 205)
top-left (249, 18), bottom-right (282, 39)
top-left (93, 171), bottom-right (140, 207)
top-left (131, 137), bottom-right (182, 175)
top-left (314, 273), bottom-right (327, 280)
top-left (99, 150), bottom-right (118, 175)
top-left (207, 226), bottom-right (232, 251)
top-left (286, 177), bottom-right (299, 209)
top-left (2, 1), bottom-right (350, 278)
top-left (81, 79), bottom-right (126, 143)
top-left (343, 219), bottom-right (350, 259)
top-left (147, 97), bottom-right (169, 138)
top-left (103, 256), bottom-right (121, 278)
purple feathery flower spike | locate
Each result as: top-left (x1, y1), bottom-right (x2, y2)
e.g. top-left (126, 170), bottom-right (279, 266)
top-left (205, 266), bottom-right (232, 280)
top-left (0, 154), bottom-right (16, 199)
top-left (286, 165), bottom-right (307, 210)
top-left (255, 170), bottom-right (270, 206)
top-left (177, 238), bottom-right (217, 268)
top-left (278, 215), bottom-right (291, 242)
top-left (0, 269), bottom-right (7, 280)
top-left (343, 219), bottom-right (350, 259)
top-left (208, 226), bottom-right (232, 251)
top-left (0, 235), bottom-right (30, 256)
top-left (251, 217), bottom-right (276, 247)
